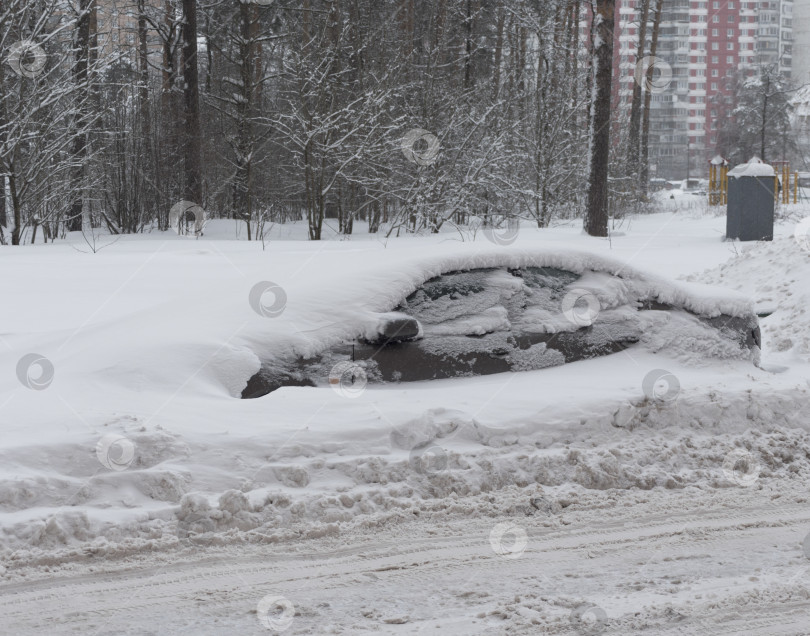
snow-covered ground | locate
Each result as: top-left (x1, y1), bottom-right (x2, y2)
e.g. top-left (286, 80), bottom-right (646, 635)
top-left (2, 201), bottom-right (810, 634)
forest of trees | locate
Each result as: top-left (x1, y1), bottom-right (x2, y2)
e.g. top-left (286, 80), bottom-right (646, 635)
top-left (0, 0), bottom-right (620, 245)
top-left (0, 0), bottom-right (791, 246)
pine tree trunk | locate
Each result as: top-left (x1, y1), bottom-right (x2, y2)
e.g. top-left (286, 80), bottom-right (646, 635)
top-left (181, 0), bottom-right (202, 206)
top-left (10, 172), bottom-right (21, 245)
top-left (567, 0), bottom-right (581, 127)
top-left (399, 0), bottom-right (414, 58)
top-left (137, 0), bottom-right (151, 141)
top-left (68, 0), bottom-right (94, 233)
top-left (434, 0), bottom-right (447, 67)
top-left (586, 0), bottom-right (615, 237)
top-left (463, 0), bottom-right (474, 90)
top-left (0, 174), bottom-right (5, 234)
top-left (627, 0), bottom-right (650, 179)
top-left (233, 0), bottom-right (258, 235)
top-left (0, 53), bottom-right (5, 234)
top-left (640, 0), bottom-right (663, 188)
top-left (492, 7), bottom-right (505, 100)
top-left (161, 0), bottom-right (179, 225)
top-left (302, 0), bottom-right (311, 46)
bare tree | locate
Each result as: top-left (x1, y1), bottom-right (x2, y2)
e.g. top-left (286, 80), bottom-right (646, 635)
top-left (0, 0), bottom-right (105, 245)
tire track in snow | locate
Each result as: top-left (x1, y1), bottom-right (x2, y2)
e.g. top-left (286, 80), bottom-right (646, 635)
top-left (2, 495), bottom-right (810, 634)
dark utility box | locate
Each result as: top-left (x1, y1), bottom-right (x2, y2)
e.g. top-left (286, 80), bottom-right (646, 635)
top-left (726, 176), bottom-right (774, 241)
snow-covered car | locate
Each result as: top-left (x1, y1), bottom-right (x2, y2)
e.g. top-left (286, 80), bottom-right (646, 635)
top-left (242, 258), bottom-right (761, 398)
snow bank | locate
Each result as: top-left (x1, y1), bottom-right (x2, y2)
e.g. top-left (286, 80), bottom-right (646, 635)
top-left (0, 368), bottom-right (807, 560)
top-left (0, 210), bottom-right (800, 569)
top-left (686, 220), bottom-right (810, 359)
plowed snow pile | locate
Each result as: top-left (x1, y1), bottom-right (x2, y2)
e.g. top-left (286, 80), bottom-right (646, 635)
top-left (687, 229), bottom-right (810, 357)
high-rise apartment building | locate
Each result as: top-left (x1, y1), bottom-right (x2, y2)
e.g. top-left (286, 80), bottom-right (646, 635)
top-left (610, 0), bottom-right (794, 179)
top-left (791, 1), bottom-right (810, 154)
top-left (793, 0), bottom-right (810, 85)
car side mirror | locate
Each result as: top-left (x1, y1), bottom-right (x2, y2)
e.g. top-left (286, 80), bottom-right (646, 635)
top-left (365, 313), bottom-right (421, 345)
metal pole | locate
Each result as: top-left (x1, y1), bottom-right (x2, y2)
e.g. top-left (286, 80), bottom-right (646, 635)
top-left (795, 171), bottom-right (799, 205)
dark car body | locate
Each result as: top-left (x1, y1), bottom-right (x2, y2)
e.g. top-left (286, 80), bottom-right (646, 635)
top-left (242, 265), bottom-right (760, 398)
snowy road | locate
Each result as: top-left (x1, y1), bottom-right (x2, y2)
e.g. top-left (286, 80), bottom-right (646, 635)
top-left (4, 482), bottom-right (810, 635)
